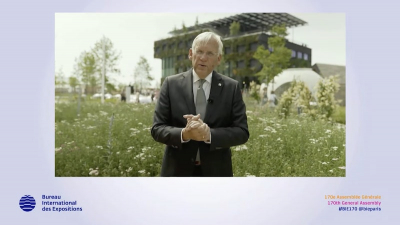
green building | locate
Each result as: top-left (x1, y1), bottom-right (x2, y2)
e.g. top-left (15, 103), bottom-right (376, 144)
top-left (154, 13), bottom-right (311, 87)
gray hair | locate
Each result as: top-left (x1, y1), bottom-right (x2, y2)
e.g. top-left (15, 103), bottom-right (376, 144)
top-left (191, 32), bottom-right (223, 56)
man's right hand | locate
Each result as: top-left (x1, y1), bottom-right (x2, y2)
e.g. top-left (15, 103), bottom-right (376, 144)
top-left (182, 114), bottom-right (210, 141)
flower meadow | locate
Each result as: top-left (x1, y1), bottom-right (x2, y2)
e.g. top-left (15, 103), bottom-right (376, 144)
top-left (55, 99), bottom-right (345, 177)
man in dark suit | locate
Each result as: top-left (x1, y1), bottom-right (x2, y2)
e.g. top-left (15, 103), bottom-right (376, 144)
top-left (151, 32), bottom-right (249, 177)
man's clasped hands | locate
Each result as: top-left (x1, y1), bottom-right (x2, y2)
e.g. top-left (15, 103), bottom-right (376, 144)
top-left (182, 114), bottom-right (210, 142)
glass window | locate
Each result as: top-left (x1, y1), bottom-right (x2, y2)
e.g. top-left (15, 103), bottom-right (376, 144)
top-left (268, 46), bottom-right (274, 52)
top-left (250, 59), bottom-right (259, 68)
top-left (304, 53), bottom-right (308, 60)
top-left (297, 52), bottom-right (302, 59)
top-left (291, 50), bottom-right (296, 58)
top-left (251, 43), bottom-right (259, 51)
top-left (237, 45), bottom-right (246, 53)
top-left (237, 60), bottom-right (245, 68)
top-left (225, 47), bottom-right (231, 54)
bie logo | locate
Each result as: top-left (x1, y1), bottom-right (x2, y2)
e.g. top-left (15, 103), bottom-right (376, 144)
top-left (19, 195), bottom-right (36, 212)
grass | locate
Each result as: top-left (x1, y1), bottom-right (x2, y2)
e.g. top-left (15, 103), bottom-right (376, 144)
top-left (55, 97), bottom-right (346, 177)
top-left (332, 106), bottom-right (346, 124)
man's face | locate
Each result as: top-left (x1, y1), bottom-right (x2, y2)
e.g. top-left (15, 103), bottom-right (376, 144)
top-left (189, 38), bottom-right (222, 78)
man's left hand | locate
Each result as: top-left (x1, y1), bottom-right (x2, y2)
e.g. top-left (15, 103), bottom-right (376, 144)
top-left (183, 114), bottom-right (210, 141)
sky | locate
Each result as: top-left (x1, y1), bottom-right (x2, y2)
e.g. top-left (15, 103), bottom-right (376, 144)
top-left (55, 13), bottom-right (345, 88)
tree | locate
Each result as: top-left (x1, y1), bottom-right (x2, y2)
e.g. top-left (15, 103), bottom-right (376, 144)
top-left (182, 22), bottom-right (187, 33)
top-left (216, 57), bottom-right (226, 74)
top-left (316, 75), bottom-right (340, 119)
top-left (195, 16), bottom-right (199, 28)
top-left (117, 83), bottom-right (126, 93)
top-left (106, 82), bottom-right (117, 93)
top-left (229, 21), bottom-right (240, 35)
top-left (68, 76), bottom-right (79, 93)
top-left (133, 56), bottom-right (154, 91)
top-left (92, 36), bottom-right (121, 92)
top-left (55, 67), bottom-right (67, 88)
top-left (249, 81), bottom-right (261, 104)
top-left (155, 81), bottom-right (160, 89)
top-left (253, 24), bottom-right (292, 85)
top-left (76, 51), bottom-right (98, 94)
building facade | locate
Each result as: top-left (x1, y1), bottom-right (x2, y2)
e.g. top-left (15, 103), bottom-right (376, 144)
top-left (154, 13), bottom-right (312, 87)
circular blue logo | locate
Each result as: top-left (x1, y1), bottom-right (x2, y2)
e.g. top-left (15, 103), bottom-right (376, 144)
top-left (19, 195), bottom-right (36, 212)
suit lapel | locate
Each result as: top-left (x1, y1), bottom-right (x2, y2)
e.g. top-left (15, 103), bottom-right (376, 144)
top-left (182, 70), bottom-right (196, 115)
top-left (204, 71), bottom-right (224, 123)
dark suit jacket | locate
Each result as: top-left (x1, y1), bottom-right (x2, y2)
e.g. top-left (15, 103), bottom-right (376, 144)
top-left (151, 70), bottom-right (249, 177)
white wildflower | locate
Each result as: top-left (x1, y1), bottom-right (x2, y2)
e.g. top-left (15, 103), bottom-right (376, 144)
top-left (138, 170), bottom-right (146, 174)
top-left (338, 166), bottom-right (346, 170)
top-left (233, 145), bottom-right (248, 151)
top-left (142, 147), bottom-right (151, 152)
top-left (89, 170), bottom-right (99, 176)
top-left (332, 158), bottom-right (338, 161)
top-left (264, 126), bottom-right (277, 133)
top-left (258, 118), bottom-right (267, 122)
top-left (99, 111), bottom-right (108, 116)
top-left (332, 146), bottom-right (338, 151)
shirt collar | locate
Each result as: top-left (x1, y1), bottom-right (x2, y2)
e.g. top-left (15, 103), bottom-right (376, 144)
top-left (192, 69), bottom-right (213, 84)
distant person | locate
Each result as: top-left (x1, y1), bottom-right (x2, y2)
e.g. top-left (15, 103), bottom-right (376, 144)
top-left (121, 91), bottom-right (126, 102)
top-left (151, 91), bottom-right (155, 102)
top-left (268, 91), bottom-right (277, 110)
top-left (135, 91), bottom-right (140, 103)
top-left (261, 87), bottom-right (268, 106)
